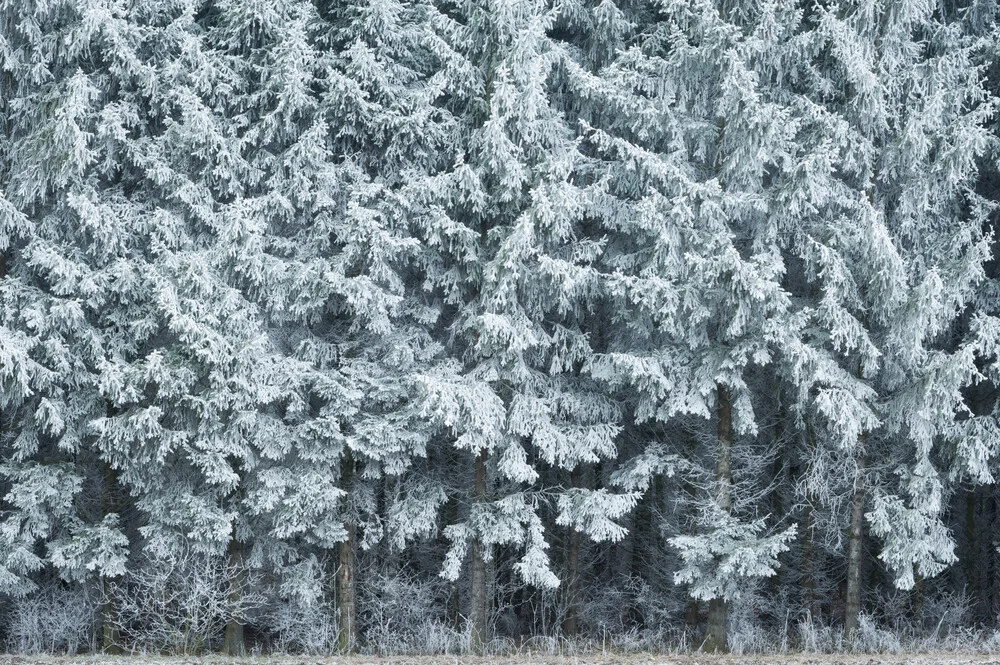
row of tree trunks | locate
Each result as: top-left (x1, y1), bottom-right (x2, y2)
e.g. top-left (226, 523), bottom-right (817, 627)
top-left (700, 384), bottom-right (869, 649)
top-left (103, 436), bottom-right (1000, 655)
top-left (181, 402), bottom-right (892, 656)
top-left (203, 408), bottom-right (877, 658)
top-left (221, 453), bottom-right (361, 657)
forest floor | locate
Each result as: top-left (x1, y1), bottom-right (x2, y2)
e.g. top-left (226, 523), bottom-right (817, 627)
top-left (6, 654), bottom-right (1000, 665)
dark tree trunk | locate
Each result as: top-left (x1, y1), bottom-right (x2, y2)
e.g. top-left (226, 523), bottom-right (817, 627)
top-left (965, 489), bottom-right (982, 620)
top-left (801, 421), bottom-right (818, 620)
top-left (337, 454), bottom-right (357, 653)
top-left (913, 572), bottom-right (925, 627)
top-left (445, 495), bottom-right (463, 630)
top-left (223, 538), bottom-right (246, 656)
top-left (802, 500), bottom-right (817, 619)
top-left (989, 495), bottom-right (999, 623)
top-left (100, 577), bottom-right (120, 655)
top-left (0, 15), bottom-right (11, 188)
top-left (101, 463), bottom-right (121, 654)
top-left (703, 383), bottom-right (732, 653)
top-left (562, 466), bottom-right (583, 637)
top-left (617, 514), bottom-right (635, 581)
top-left (685, 598), bottom-right (700, 630)
top-left (470, 449), bottom-right (489, 653)
top-left (681, 434), bottom-right (700, 632)
top-left (844, 448), bottom-right (866, 639)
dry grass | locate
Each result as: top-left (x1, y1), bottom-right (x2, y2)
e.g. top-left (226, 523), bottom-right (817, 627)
top-left (5, 654), bottom-right (1000, 665)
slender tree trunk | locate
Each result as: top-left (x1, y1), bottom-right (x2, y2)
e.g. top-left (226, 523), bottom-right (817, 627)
top-left (991, 495), bottom-right (999, 621)
top-left (767, 452), bottom-right (786, 629)
top-left (966, 488), bottom-right (976, 576)
top-left (0, 14), bottom-right (12, 188)
top-left (518, 585), bottom-right (535, 639)
top-left (802, 422), bottom-right (818, 620)
top-left (445, 495), bottom-right (463, 630)
top-left (802, 499), bottom-right (817, 619)
top-left (703, 382), bottom-right (732, 653)
top-left (101, 463), bottom-right (122, 654)
top-left (100, 577), bottom-right (120, 655)
top-left (617, 513), bottom-right (635, 581)
top-left (913, 572), bottom-right (925, 627)
top-left (978, 487), bottom-right (1000, 621)
top-left (844, 448), bottom-right (866, 639)
top-left (337, 522), bottom-right (357, 652)
top-left (562, 466), bottom-right (583, 638)
top-left (681, 434), bottom-right (700, 632)
top-left (470, 449), bottom-right (488, 653)
top-left (965, 489), bottom-right (982, 620)
top-left (337, 454), bottom-right (357, 653)
top-left (223, 538), bottom-right (246, 656)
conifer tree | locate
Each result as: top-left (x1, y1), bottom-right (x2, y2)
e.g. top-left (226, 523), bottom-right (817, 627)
top-left (188, 0), bottom-right (454, 652)
top-left (0, 0), bottom-right (143, 610)
top-left (770, 0), bottom-right (998, 634)
top-left (569, 0), bottom-right (807, 649)
top-left (409, 0), bottom-right (639, 650)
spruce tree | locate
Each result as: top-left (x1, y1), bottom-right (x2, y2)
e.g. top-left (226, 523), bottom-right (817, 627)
top-left (409, 0), bottom-right (639, 650)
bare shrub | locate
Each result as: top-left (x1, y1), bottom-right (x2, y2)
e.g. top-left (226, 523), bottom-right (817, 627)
top-left (797, 610), bottom-right (841, 653)
top-left (580, 576), bottom-right (679, 638)
top-left (357, 567), bottom-right (463, 655)
top-left (5, 585), bottom-right (97, 655)
top-left (728, 589), bottom-right (776, 654)
top-left (850, 612), bottom-right (902, 652)
top-left (266, 595), bottom-right (339, 655)
top-left (105, 548), bottom-right (263, 654)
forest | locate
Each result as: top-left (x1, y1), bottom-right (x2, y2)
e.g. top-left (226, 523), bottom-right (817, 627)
top-left (3, 0), bottom-right (1000, 657)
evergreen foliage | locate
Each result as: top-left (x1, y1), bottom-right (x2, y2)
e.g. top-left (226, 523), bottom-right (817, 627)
top-left (1, 0), bottom-right (1000, 655)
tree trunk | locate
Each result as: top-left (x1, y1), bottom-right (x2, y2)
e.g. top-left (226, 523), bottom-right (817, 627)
top-left (704, 598), bottom-right (728, 652)
top-left (101, 463), bottom-right (122, 654)
top-left (0, 14), bottom-right (12, 188)
top-left (802, 422), bottom-right (818, 620)
top-left (680, 433), bottom-right (700, 633)
top-left (685, 598), bottom-right (700, 631)
top-left (965, 489), bottom-right (982, 621)
top-left (445, 495), bottom-right (463, 630)
top-left (802, 500), bottom-right (817, 619)
top-left (844, 448), bottom-right (866, 639)
top-left (518, 585), bottom-right (535, 639)
top-left (470, 449), bottom-right (488, 654)
top-left (703, 382), bottom-right (732, 653)
top-left (337, 454), bottom-right (357, 653)
top-left (913, 572), bottom-right (925, 628)
top-left (223, 538), bottom-right (246, 656)
top-left (100, 577), bottom-right (120, 655)
top-left (616, 458), bottom-right (635, 581)
top-left (991, 495), bottom-right (999, 622)
top-left (562, 466), bottom-right (583, 638)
